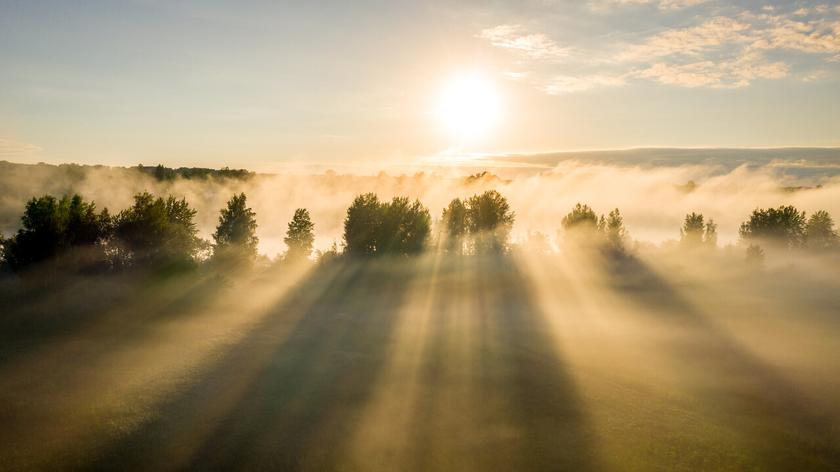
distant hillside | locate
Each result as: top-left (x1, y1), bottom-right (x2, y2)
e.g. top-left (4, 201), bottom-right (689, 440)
top-left (491, 147), bottom-right (840, 181)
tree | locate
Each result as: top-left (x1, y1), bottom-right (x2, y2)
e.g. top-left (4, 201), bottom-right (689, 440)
top-left (213, 193), bottom-right (259, 263)
top-left (561, 203), bottom-right (599, 232)
top-left (804, 210), bottom-right (838, 250)
top-left (465, 190), bottom-right (515, 253)
top-left (113, 192), bottom-right (201, 267)
top-left (3, 194), bottom-right (110, 272)
top-left (379, 197), bottom-right (431, 255)
top-left (739, 206), bottom-right (806, 249)
top-left (704, 219), bottom-right (718, 247)
top-left (603, 208), bottom-right (628, 251)
top-left (343, 193), bottom-right (382, 256)
top-left (285, 208), bottom-right (315, 260)
top-left (441, 198), bottom-right (468, 254)
top-left (681, 212), bottom-right (717, 247)
top-left (342, 194), bottom-right (431, 256)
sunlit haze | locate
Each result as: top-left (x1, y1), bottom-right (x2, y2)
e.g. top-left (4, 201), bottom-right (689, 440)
top-left (1, 1), bottom-right (839, 169)
top-left (2, 2), bottom-right (840, 471)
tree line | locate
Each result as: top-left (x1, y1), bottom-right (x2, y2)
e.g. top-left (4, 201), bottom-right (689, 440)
top-left (1, 188), bottom-right (838, 275)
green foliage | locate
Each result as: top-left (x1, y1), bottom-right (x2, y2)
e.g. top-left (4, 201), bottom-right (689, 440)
top-left (113, 192), bottom-right (200, 267)
top-left (681, 212), bottom-right (717, 247)
top-left (739, 206), bottom-right (806, 249)
top-left (465, 190), bottom-right (515, 253)
top-left (344, 193), bottom-right (383, 256)
top-left (603, 209), bottom-right (628, 251)
top-left (379, 197), bottom-right (431, 255)
top-left (213, 193), bottom-right (259, 263)
top-left (2, 194), bottom-right (111, 272)
top-left (343, 194), bottom-right (431, 256)
top-left (136, 164), bottom-right (253, 181)
top-left (561, 203), bottom-right (629, 254)
top-left (442, 198), bottom-right (468, 254)
top-left (804, 210), bottom-right (838, 250)
top-left (285, 208), bottom-right (315, 260)
top-left (561, 203), bottom-right (599, 231)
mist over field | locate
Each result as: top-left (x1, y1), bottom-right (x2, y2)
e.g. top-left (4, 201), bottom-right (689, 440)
top-left (2, 149), bottom-right (840, 470)
top-left (4, 148), bottom-right (840, 256)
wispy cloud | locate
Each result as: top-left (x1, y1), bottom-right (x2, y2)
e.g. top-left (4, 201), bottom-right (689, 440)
top-left (0, 138), bottom-right (41, 157)
top-left (542, 74), bottom-right (627, 94)
top-left (477, 24), bottom-right (569, 60)
top-left (479, 3), bottom-right (840, 94)
top-left (615, 17), bottom-right (751, 62)
top-left (588, 0), bottom-right (708, 12)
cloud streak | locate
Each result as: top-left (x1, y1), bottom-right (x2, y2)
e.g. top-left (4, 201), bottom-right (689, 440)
top-left (481, 3), bottom-right (840, 93)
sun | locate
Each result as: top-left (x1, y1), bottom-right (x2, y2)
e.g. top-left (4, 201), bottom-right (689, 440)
top-left (435, 72), bottom-right (501, 140)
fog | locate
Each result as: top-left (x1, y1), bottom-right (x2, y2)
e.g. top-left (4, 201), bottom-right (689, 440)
top-left (2, 154), bottom-right (840, 469)
top-left (3, 154), bottom-right (840, 257)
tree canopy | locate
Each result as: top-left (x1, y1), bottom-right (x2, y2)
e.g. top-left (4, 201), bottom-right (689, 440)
top-left (343, 194), bottom-right (431, 256)
top-left (285, 208), bottom-right (315, 260)
top-left (2, 194), bottom-right (110, 272)
top-left (739, 206), bottom-right (806, 249)
top-left (680, 212), bottom-right (717, 247)
top-left (113, 192), bottom-right (201, 267)
top-left (804, 210), bottom-right (838, 250)
top-left (213, 193), bottom-right (259, 263)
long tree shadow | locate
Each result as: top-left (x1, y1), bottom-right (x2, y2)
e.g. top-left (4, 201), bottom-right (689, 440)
top-left (404, 254), bottom-right (596, 471)
top-left (607, 254), bottom-right (840, 469)
top-left (89, 256), bottom-right (420, 470)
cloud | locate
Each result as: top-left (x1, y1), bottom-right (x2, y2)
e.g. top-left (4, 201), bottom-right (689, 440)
top-left (477, 24), bottom-right (569, 60)
top-left (480, 4), bottom-right (840, 94)
top-left (748, 14), bottom-right (840, 56)
top-left (615, 17), bottom-right (752, 62)
top-left (542, 74), bottom-right (627, 94)
top-left (635, 53), bottom-right (789, 88)
top-left (0, 138), bottom-right (41, 157)
top-left (588, 0), bottom-right (708, 11)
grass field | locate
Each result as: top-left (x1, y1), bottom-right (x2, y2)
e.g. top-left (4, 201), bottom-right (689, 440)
top-left (1, 251), bottom-right (839, 470)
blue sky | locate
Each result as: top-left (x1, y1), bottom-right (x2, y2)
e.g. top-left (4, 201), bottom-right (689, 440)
top-left (1, 0), bottom-right (839, 169)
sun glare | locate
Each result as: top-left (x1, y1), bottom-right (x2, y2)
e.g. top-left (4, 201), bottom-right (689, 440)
top-left (435, 72), bottom-right (501, 140)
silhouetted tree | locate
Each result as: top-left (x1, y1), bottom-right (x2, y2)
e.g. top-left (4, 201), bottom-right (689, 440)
top-left (2, 194), bottom-right (111, 272)
top-left (379, 197), bottom-right (431, 255)
top-left (681, 212), bottom-right (717, 247)
top-left (213, 193), bottom-right (259, 263)
top-left (561, 203), bottom-right (599, 232)
top-left (343, 193), bottom-right (382, 256)
top-left (343, 194), bottom-right (431, 256)
top-left (285, 208), bottom-right (315, 260)
top-left (704, 219), bottom-right (718, 247)
top-left (739, 206), bottom-right (806, 249)
top-left (113, 192), bottom-right (200, 267)
top-left (466, 190), bottom-right (515, 253)
top-left (442, 198), bottom-right (468, 254)
top-left (804, 210), bottom-right (838, 250)
top-left (603, 208), bottom-right (628, 251)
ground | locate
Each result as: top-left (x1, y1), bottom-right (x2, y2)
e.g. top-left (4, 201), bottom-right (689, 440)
top-left (0, 252), bottom-right (839, 470)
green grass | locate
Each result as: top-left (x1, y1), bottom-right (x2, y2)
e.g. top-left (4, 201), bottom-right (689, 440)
top-left (0, 253), bottom-right (839, 470)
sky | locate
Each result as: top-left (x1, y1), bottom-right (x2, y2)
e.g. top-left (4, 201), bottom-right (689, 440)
top-left (1, 0), bottom-right (839, 170)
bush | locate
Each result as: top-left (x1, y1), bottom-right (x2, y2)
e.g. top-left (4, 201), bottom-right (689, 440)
top-left (343, 194), bottom-right (431, 256)
top-left (113, 192), bottom-right (201, 268)
top-left (213, 193), bottom-right (259, 264)
top-left (739, 206), bottom-right (806, 249)
top-left (2, 194), bottom-right (111, 272)
top-left (285, 208), bottom-right (315, 260)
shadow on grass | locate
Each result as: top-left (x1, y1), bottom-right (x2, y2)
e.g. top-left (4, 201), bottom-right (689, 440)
top-left (402, 255), bottom-right (596, 471)
top-left (607, 255), bottom-right (840, 469)
top-left (88, 256), bottom-right (418, 470)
